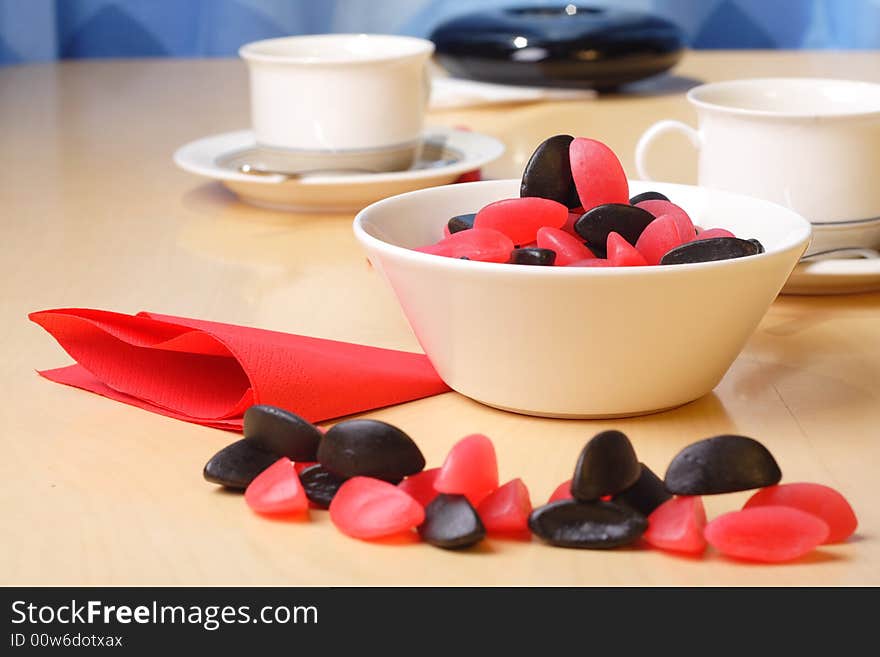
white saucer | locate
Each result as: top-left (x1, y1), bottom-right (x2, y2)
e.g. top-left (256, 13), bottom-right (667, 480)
top-left (173, 127), bottom-right (504, 213)
top-left (783, 257), bottom-right (880, 295)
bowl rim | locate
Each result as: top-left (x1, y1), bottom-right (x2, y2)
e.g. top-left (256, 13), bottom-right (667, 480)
top-left (353, 178), bottom-right (812, 275)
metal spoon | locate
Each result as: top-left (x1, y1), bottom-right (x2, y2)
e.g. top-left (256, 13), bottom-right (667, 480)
top-left (799, 247), bottom-right (880, 262)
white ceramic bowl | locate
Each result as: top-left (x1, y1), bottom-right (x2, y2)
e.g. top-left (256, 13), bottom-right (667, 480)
top-left (354, 180), bottom-right (811, 418)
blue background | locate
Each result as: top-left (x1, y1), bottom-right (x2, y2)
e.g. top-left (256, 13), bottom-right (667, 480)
top-left (2, 0), bottom-right (879, 65)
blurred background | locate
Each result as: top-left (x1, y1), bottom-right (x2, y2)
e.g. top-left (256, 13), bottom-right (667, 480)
top-left (1, 0), bottom-right (879, 65)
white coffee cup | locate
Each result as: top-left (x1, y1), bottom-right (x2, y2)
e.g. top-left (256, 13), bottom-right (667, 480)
top-left (239, 34), bottom-right (434, 173)
top-left (636, 78), bottom-right (880, 253)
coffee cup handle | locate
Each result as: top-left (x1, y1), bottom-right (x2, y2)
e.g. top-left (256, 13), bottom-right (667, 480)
top-left (635, 120), bottom-right (701, 181)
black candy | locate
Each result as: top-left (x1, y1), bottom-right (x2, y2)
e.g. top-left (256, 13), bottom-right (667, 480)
top-left (748, 238), bottom-right (765, 254)
top-left (203, 439), bottom-right (278, 490)
top-left (448, 213), bottom-right (476, 234)
top-left (520, 134), bottom-right (580, 208)
top-left (571, 430), bottom-right (641, 501)
top-left (419, 494), bottom-right (486, 549)
top-left (508, 247), bottom-right (557, 266)
top-left (629, 190), bottom-right (669, 205)
top-left (299, 464), bottom-right (347, 508)
top-left (243, 404), bottom-right (322, 462)
top-left (659, 237), bottom-right (761, 265)
top-left (574, 203), bottom-right (655, 251)
top-left (528, 500), bottom-right (647, 549)
top-left (664, 434), bottom-right (782, 495)
top-left (318, 419), bottom-right (425, 482)
top-left (612, 463), bottom-right (672, 516)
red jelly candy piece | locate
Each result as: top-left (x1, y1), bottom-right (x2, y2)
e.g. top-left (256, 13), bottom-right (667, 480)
top-left (643, 496), bottom-right (707, 555)
top-left (635, 199), bottom-right (696, 241)
top-left (704, 506), bottom-right (829, 563)
top-left (455, 169), bottom-right (482, 183)
top-left (397, 467), bottom-right (441, 508)
top-left (245, 458), bottom-right (309, 516)
top-left (744, 483), bottom-right (857, 544)
top-left (416, 227), bottom-right (514, 263)
top-left (474, 197), bottom-right (567, 246)
top-left (607, 231), bottom-right (648, 267)
top-left (443, 224), bottom-right (452, 239)
top-left (562, 212), bottom-right (581, 236)
top-left (434, 434), bottom-right (499, 506)
top-left (477, 478), bottom-right (533, 533)
top-left (691, 227), bottom-right (735, 241)
top-left (635, 214), bottom-right (688, 265)
top-left (566, 258), bottom-right (613, 267)
top-left (547, 479), bottom-right (574, 503)
top-left (329, 477), bottom-right (425, 540)
top-left (569, 137), bottom-right (629, 210)
top-left (537, 227), bottom-right (594, 265)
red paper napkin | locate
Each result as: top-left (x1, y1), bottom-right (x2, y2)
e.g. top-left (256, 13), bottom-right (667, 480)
top-left (29, 308), bottom-right (450, 431)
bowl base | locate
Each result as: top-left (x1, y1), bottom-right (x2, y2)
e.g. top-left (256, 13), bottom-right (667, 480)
top-left (469, 396), bottom-right (697, 419)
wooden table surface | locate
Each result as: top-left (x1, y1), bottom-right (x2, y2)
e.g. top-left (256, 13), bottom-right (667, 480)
top-left (2, 51), bottom-right (878, 586)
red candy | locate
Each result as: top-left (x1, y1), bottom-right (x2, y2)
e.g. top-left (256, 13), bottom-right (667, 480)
top-left (634, 214), bottom-right (688, 265)
top-left (536, 226), bottom-right (595, 265)
top-left (244, 458), bottom-right (309, 516)
top-left (744, 483), bottom-right (857, 544)
top-left (474, 197), bottom-right (567, 245)
top-left (547, 479), bottom-right (574, 503)
top-left (704, 506), bottom-right (829, 563)
top-left (562, 212), bottom-right (582, 236)
top-left (434, 434), bottom-right (499, 506)
top-left (635, 199), bottom-right (695, 241)
top-left (566, 258), bottom-right (613, 267)
top-left (643, 496), bottom-right (707, 555)
top-left (691, 227), bottom-right (735, 241)
top-left (329, 477), bottom-right (425, 540)
top-left (454, 169), bottom-right (482, 183)
top-left (416, 227), bottom-right (514, 263)
top-left (607, 231), bottom-right (648, 267)
top-left (477, 478), bottom-right (532, 534)
top-left (397, 467), bottom-right (441, 508)
top-left (569, 137), bottom-right (629, 210)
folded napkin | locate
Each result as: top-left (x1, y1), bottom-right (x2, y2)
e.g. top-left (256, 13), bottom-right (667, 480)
top-left (430, 75), bottom-right (596, 110)
top-left (30, 309), bottom-right (450, 431)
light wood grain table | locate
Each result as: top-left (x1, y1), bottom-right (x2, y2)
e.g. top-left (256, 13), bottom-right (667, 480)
top-left (1, 52), bottom-right (878, 586)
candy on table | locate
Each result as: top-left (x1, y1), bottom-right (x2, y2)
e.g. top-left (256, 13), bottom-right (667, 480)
top-left (520, 134), bottom-right (580, 208)
top-left (203, 438), bottom-right (280, 490)
top-left (243, 404), bottom-right (322, 462)
top-left (744, 483), bottom-right (857, 544)
top-left (569, 137), bottom-right (629, 210)
top-left (299, 464), bottom-right (347, 509)
top-left (704, 506), bottom-right (829, 563)
top-left (660, 237), bottom-right (764, 265)
top-left (607, 231), bottom-right (648, 267)
top-left (642, 496), bottom-right (707, 555)
top-left (571, 430), bottom-right (642, 501)
top-left (433, 433), bottom-right (500, 506)
top-left (317, 419), bottom-right (426, 483)
top-left (419, 493), bottom-right (486, 549)
top-left (329, 477), bottom-right (425, 540)
top-left (529, 499), bottom-right (648, 549)
top-left (417, 227), bottom-right (514, 263)
top-left (477, 478), bottom-right (533, 534)
top-left (244, 458), bottom-right (309, 516)
top-left (508, 247), bottom-right (557, 266)
top-left (536, 226), bottom-right (595, 266)
top-left (547, 479), bottom-right (574, 503)
top-left (634, 214), bottom-right (690, 265)
top-left (611, 463), bottom-right (672, 516)
top-left (664, 434), bottom-right (782, 495)
top-left (574, 203), bottom-right (655, 252)
top-left (473, 196), bottom-right (568, 245)
top-left (398, 467), bottom-right (441, 508)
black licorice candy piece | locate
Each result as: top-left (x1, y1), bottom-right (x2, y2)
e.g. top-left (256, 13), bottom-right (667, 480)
top-left (299, 464), bottom-right (347, 508)
top-left (520, 134), bottom-right (580, 208)
top-left (243, 404), bottom-right (322, 462)
top-left (528, 500), bottom-right (647, 549)
top-left (419, 494), bottom-right (486, 549)
top-left (659, 237), bottom-right (760, 265)
top-left (448, 213), bottom-right (476, 234)
top-left (664, 434), bottom-right (782, 495)
top-left (203, 439), bottom-right (279, 490)
top-left (612, 463), bottom-right (672, 516)
top-left (318, 419), bottom-right (425, 482)
top-left (571, 430), bottom-right (641, 501)
top-left (629, 190), bottom-right (669, 205)
top-left (574, 203), bottom-right (655, 251)
top-left (748, 238), bottom-right (765, 254)
top-left (508, 247), bottom-right (556, 266)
